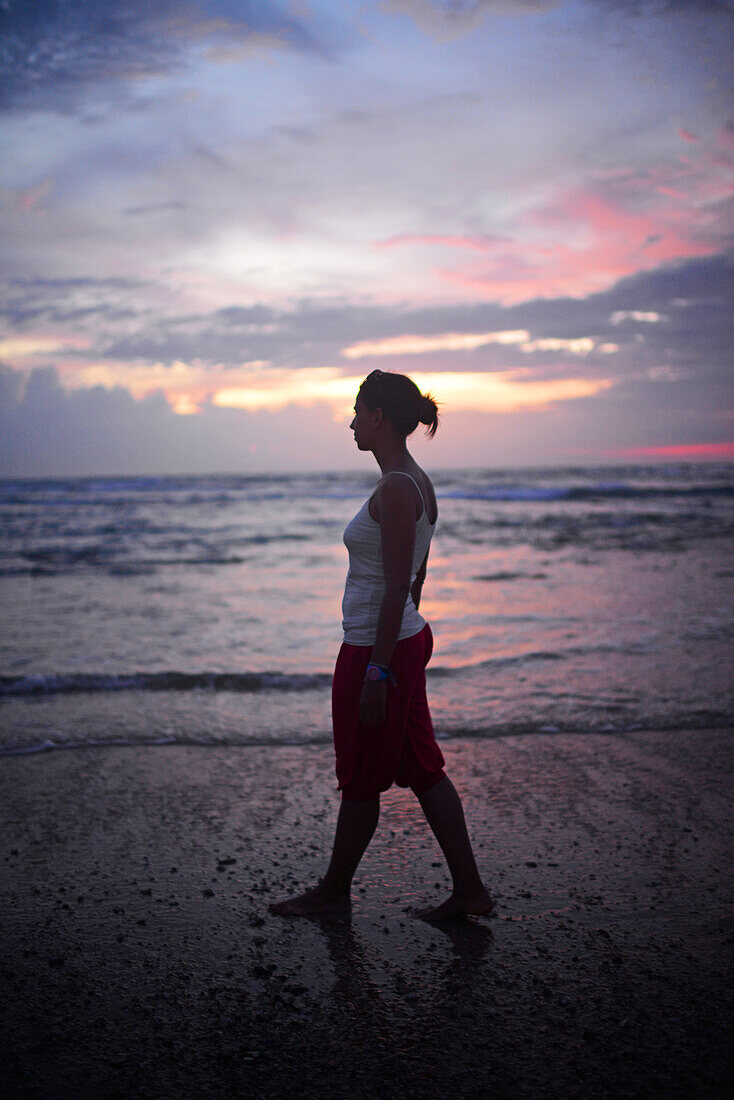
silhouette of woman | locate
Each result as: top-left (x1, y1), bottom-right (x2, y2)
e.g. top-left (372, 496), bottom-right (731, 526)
top-left (270, 370), bottom-right (494, 920)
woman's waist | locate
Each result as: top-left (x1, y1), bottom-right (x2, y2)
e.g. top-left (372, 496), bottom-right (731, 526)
top-left (342, 583), bottom-right (424, 621)
top-left (344, 565), bottom-right (424, 590)
top-left (342, 607), bottom-right (427, 646)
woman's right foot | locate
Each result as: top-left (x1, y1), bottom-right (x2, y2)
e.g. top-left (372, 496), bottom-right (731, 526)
top-left (414, 886), bottom-right (495, 922)
top-left (269, 886), bottom-right (351, 917)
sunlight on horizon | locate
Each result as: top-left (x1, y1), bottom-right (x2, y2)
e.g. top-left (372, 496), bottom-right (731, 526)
top-left (211, 368), bottom-right (612, 417)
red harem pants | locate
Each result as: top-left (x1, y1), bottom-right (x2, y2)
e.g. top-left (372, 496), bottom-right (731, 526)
top-left (332, 623), bottom-right (446, 801)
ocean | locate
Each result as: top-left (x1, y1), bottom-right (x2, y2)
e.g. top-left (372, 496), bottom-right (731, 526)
top-left (1, 464), bottom-right (732, 756)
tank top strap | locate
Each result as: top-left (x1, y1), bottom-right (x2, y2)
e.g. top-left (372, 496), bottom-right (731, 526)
top-left (379, 470), bottom-right (427, 516)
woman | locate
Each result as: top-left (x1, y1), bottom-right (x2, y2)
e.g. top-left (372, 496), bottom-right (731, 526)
top-left (271, 370), bottom-right (494, 920)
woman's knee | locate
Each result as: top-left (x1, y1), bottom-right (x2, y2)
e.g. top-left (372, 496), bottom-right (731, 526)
top-left (410, 768), bottom-right (446, 799)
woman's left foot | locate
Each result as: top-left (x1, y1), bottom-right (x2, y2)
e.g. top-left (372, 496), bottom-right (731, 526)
top-left (269, 887), bottom-right (351, 917)
top-left (414, 887), bottom-right (495, 922)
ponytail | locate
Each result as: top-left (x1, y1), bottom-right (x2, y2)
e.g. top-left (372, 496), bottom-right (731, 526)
top-left (418, 392), bottom-right (439, 438)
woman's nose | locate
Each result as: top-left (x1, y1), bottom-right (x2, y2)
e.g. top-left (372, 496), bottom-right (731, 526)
top-left (349, 417), bottom-right (355, 429)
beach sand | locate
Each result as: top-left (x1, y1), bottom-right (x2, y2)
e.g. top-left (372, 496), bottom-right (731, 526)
top-left (1, 729), bottom-right (733, 1099)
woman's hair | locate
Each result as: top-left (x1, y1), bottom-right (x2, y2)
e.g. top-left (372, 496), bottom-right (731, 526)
top-left (358, 370), bottom-right (440, 438)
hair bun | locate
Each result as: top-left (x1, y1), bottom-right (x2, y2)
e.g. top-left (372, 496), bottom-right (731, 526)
top-left (419, 392), bottom-right (439, 437)
top-left (419, 395), bottom-right (434, 422)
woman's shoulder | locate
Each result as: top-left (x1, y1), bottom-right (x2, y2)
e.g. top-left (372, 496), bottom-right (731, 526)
top-left (378, 468), bottom-right (437, 523)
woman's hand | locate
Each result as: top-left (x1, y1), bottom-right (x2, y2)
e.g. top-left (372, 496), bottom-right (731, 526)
top-left (359, 679), bottom-right (387, 727)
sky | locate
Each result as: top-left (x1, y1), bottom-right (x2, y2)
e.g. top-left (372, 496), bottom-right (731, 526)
top-left (1, 0), bottom-right (733, 475)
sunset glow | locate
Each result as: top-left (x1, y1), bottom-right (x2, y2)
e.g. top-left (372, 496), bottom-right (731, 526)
top-left (214, 368), bottom-right (614, 416)
top-left (0, 336), bottom-right (89, 359)
top-left (609, 444), bottom-right (734, 461)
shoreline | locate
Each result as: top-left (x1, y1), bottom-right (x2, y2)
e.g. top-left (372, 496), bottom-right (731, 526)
top-left (2, 728), bottom-right (733, 1098)
top-left (3, 716), bottom-right (733, 759)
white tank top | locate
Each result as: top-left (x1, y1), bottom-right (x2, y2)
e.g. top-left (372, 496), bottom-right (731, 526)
top-left (341, 472), bottom-right (436, 646)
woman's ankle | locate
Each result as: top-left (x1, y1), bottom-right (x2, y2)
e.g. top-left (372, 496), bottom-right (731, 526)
top-left (315, 877), bottom-right (351, 901)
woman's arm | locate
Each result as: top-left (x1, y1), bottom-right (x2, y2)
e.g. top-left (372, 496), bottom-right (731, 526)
top-left (411, 549), bottom-right (429, 611)
top-left (358, 475), bottom-right (417, 727)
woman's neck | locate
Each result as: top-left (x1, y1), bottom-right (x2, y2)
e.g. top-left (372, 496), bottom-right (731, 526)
top-left (374, 436), bottom-right (413, 476)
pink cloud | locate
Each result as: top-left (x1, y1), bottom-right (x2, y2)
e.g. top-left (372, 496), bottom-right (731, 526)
top-left (655, 186), bottom-right (691, 200)
top-left (376, 233), bottom-right (507, 252)
top-left (436, 171), bottom-right (727, 303)
top-left (605, 443), bottom-right (734, 460)
top-left (378, 141), bottom-right (732, 305)
top-left (718, 124), bottom-right (734, 151)
top-left (678, 127), bottom-right (700, 143)
top-left (15, 179), bottom-right (54, 212)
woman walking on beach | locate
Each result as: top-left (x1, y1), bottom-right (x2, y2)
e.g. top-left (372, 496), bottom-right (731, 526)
top-left (271, 370), bottom-right (493, 921)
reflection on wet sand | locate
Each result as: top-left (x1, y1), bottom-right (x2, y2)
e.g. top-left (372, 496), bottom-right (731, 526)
top-left (300, 907), bottom-right (495, 1019)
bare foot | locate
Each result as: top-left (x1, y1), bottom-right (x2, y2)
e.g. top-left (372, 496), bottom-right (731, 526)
top-left (414, 887), bottom-right (495, 922)
top-left (269, 887), bottom-right (351, 917)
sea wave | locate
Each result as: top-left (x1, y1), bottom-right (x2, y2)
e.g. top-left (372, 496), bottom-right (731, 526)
top-left (440, 483), bottom-right (734, 502)
top-left (0, 642), bottom-right (661, 699)
top-left (0, 670), bottom-right (333, 697)
top-left (2, 469), bottom-right (732, 509)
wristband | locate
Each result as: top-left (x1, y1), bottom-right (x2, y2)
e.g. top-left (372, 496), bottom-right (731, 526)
top-left (364, 662), bottom-right (395, 684)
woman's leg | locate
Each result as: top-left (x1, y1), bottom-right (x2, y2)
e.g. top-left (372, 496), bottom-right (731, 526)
top-left (269, 797), bottom-right (379, 916)
top-left (272, 638), bottom-right (387, 917)
top-left (415, 775), bottom-right (494, 920)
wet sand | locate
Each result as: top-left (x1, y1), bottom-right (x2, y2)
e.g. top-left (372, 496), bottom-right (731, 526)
top-left (1, 729), bottom-right (733, 1099)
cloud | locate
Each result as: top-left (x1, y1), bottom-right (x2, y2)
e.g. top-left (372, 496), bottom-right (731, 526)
top-left (437, 170), bottom-right (729, 302)
top-left (366, 135), bottom-right (734, 305)
top-left (1, 254), bottom-right (731, 400)
top-left (123, 201), bottom-right (188, 217)
top-left (382, 1), bottom-right (557, 39)
top-left (519, 337), bottom-right (597, 355)
top-left (0, 362), bottom-right (355, 476)
top-left (2, 252), bottom-right (731, 440)
top-left (210, 365), bottom-right (611, 415)
top-left (610, 311), bottom-right (663, 324)
top-left (342, 330), bottom-right (529, 358)
top-left (2, 358), bottom-right (729, 476)
top-left (0, 361), bottom-right (611, 477)
top-left (0, 276), bottom-right (152, 329)
top-left (604, 443), bottom-right (734, 459)
top-left (0, 0), bottom-right (325, 112)
top-left (589, 1), bottom-right (733, 11)
top-left (3, 32), bottom-right (729, 310)
top-left (377, 233), bottom-right (510, 253)
top-left (382, 0), bottom-right (733, 39)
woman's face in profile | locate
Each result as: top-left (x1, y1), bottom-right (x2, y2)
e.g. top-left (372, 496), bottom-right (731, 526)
top-left (350, 395), bottom-right (378, 451)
